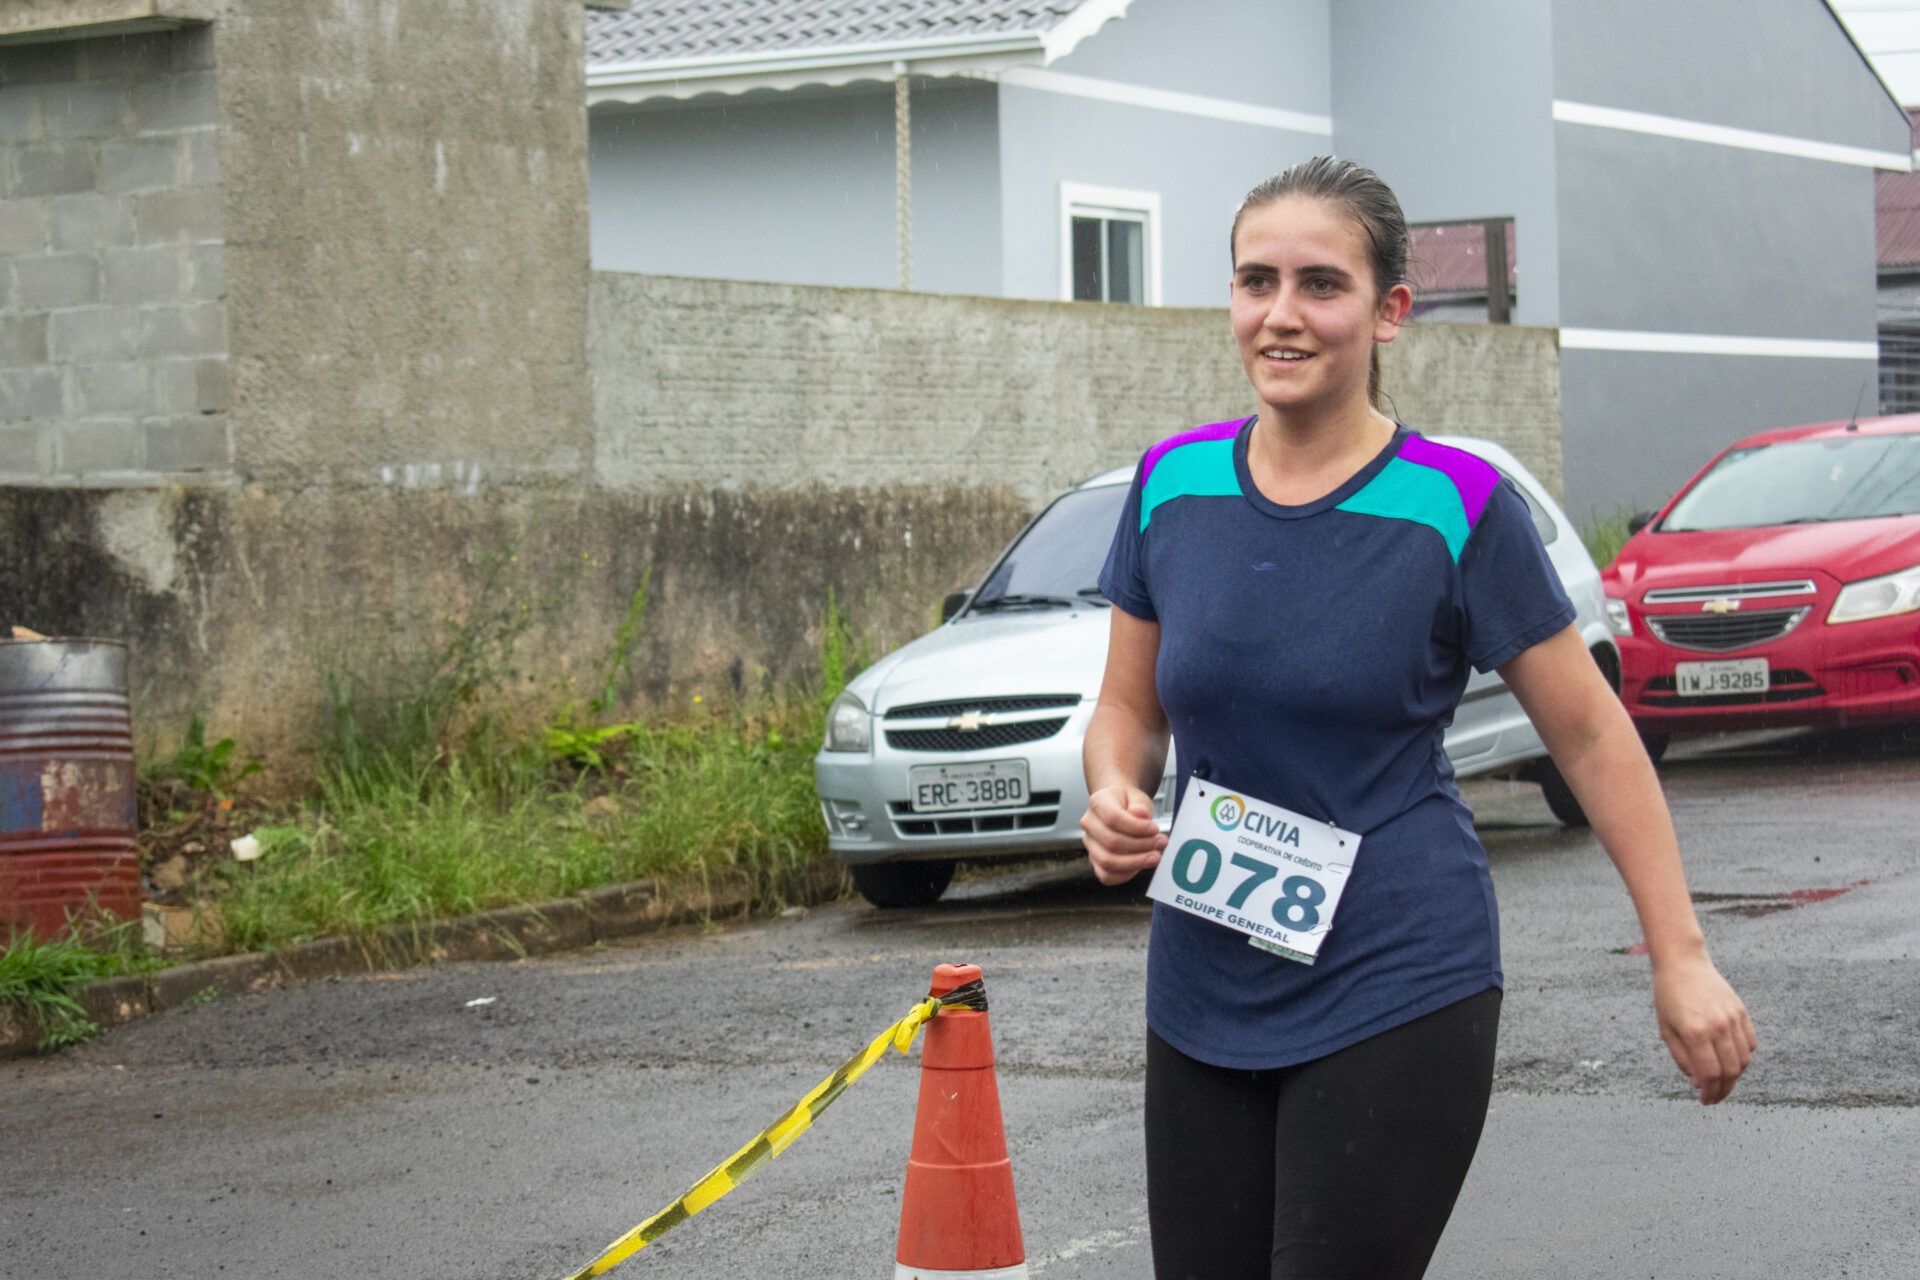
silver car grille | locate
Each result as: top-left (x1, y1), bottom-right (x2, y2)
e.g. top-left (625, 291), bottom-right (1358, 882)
top-left (1646, 607), bottom-right (1810, 653)
top-left (888, 793), bottom-right (1063, 838)
top-left (881, 693), bottom-right (1080, 753)
top-left (885, 694), bottom-right (1081, 719)
top-left (885, 718), bottom-right (1069, 752)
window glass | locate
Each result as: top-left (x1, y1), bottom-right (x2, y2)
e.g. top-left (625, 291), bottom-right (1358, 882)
top-left (1495, 467), bottom-right (1558, 544)
top-left (1071, 217), bottom-right (1102, 302)
top-left (1662, 434), bottom-right (1920, 530)
top-left (1108, 220), bottom-right (1143, 304)
top-left (976, 484), bottom-right (1130, 604)
top-left (1070, 210), bottom-right (1148, 304)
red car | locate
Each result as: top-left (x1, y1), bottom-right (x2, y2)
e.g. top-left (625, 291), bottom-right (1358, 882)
top-left (1603, 413), bottom-right (1920, 746)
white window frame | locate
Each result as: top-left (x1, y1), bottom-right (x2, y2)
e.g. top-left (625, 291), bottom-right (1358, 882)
top-left (1059, 182), bottom-right (1162, 306)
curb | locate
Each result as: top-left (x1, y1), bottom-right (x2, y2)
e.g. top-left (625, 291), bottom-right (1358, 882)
top-left (2, 860), bottom-right (849, 1059)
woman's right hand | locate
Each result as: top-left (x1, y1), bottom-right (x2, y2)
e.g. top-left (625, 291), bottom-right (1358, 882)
top-left (1081, 784), bottom-right (1169, 885)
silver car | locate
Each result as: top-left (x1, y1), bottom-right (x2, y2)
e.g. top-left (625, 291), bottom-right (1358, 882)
top-left (815, 436), bottom-right (1619, 907)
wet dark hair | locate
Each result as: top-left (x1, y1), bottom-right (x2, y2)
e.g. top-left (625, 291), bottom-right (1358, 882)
top-left (1231, 157), bottom-right (1409, 408)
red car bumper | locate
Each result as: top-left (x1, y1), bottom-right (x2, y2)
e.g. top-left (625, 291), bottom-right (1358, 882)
top-left (1619, 608), bottom-right (1920, 735)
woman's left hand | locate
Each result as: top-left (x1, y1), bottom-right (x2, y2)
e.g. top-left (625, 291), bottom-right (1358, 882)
top-left (1651, 954), bottom-right (1757, 1105)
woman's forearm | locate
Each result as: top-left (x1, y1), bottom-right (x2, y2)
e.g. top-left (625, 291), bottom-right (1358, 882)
top-left (1083, 698), bottom-right (1170, 797)
top-left (1552, 704), bottom-right (1706, 966)
top-left (1501, 628), bottom-right (1705, 963)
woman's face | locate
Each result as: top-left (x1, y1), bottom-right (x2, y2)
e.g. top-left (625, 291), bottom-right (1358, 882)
top-left (1229, 195), bottom-right (1411, 417)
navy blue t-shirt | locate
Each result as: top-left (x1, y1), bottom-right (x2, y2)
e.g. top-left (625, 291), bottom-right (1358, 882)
top-left (1099, 418), bottom-right (1575, 1069)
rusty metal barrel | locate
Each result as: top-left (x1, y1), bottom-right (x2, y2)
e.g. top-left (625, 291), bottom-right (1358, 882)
top-left (0, 639), bottom-right (140, 941)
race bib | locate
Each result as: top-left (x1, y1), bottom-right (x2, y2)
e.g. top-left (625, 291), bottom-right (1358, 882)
top-left (1145, 777), bottom-right (1361, 965)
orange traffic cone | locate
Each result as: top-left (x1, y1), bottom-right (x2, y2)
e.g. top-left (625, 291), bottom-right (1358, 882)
top-left (894, 963), bottom-right (1028, 1279)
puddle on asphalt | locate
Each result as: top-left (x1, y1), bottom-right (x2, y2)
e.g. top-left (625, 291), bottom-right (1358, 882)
top-left (1611, 880), bottom-right (1873, 950)
top-left (1686, 882), bottom-right (1874, 917)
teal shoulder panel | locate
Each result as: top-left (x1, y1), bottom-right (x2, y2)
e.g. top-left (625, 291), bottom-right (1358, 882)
top-left (1335, 456), bottom-right (1471, 561)
top-left (1140, 438), bottom-right (1239, 531)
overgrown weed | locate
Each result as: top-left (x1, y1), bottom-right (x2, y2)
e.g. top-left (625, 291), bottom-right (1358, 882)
top-left (5, 568), bottom-right (862, 1026)
top-left (0, 920), bottom-right (162, 1051)
top-left (1580, 507), bottom-right (1637, 570)
top-left (209, 570), bottom-right (851, 952)
top-left (215, 695), bottom-right (829, 950)
top-left (156, 713), bottom-right (261, 798)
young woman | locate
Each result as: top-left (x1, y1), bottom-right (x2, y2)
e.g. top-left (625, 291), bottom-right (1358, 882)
top-left (1080, 157), bottom-right (1756, 1280)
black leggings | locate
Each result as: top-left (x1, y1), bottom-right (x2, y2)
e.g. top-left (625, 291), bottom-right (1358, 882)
top-left (1145, 988), bottom-right (1501, 1280)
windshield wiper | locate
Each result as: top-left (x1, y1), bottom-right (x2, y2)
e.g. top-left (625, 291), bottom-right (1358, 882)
top-left (970, 593), bottom-right (1080, 612)
top-left (1076, 587), bottom-right (1112, 606)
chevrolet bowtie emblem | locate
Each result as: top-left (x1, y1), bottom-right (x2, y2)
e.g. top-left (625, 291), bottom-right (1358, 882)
top-left (949, 711), bottom-right (986, 732)
top-left (1701, 598), bottom-right (1741, 614)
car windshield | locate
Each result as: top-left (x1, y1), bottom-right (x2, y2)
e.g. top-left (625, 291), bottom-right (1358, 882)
top-left (972, 483), bottom-right (1129, 610)
top-left (1661, 433), bottom-right (1920, 531)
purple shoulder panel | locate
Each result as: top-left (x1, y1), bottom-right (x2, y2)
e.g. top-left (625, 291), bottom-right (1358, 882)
top-left (1141, 418), bottom-right (1248, 485)
top-left (1396, 435), bottom-right (1502, 528)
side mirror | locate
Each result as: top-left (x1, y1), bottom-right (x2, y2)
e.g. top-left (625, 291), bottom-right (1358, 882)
top-left (1627, 511), bottom-right (1656, 535)
top-left (941, 590), bottom-right (973, 622)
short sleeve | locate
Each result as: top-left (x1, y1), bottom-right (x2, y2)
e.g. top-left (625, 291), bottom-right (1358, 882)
top-left (1459, 479), bottom-right (1576, 673)
top-left (1098, 456), bottom-right (1157, 621)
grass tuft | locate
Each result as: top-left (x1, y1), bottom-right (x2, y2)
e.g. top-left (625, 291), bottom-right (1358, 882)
top-left (213, 698), bottom-right (829, 952)
top-left (1580, 507), bottom-right (1638, 570)
top-left (0, 922), bottom-right (158, 1051)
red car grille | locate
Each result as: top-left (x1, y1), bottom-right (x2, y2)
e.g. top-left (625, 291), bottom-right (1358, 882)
top-left (1645, 607), bottom-right (1810, 653)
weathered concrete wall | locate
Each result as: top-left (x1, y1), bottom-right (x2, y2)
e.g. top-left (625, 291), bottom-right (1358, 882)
top-left (1378, 320), bottom-right (1563, 498)
top-left (3, 0), bottom-right (605, 774)
top-left (591, 272), bottom-right (1564, 504)
top-left (212, 0), bottom-right (594, 488)
top-left (0, 24), bottom-right (229, 483)
top-left (0, 481), bottom-right (1029, 774)
top-left (0, 2), bottom-right (214, 43)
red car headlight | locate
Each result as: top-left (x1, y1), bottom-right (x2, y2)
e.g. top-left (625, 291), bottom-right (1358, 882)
top-left (1828, 562), bottom-right (1920, 625)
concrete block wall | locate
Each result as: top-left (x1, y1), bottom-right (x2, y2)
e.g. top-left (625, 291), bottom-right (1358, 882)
top-left (591, 273), bottom-right (1566, 506)
top-left (0, 23), bottom-right (227, 485)
top-left (212, 0), bottom-right (594, 490)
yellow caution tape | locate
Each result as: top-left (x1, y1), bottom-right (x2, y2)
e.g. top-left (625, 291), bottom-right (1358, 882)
top-left (562, 980), bottom-right (988, 1279)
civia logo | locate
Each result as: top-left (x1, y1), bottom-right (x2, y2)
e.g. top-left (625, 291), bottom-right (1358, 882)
top-left (1210, 793), bottom-right (1247, 831)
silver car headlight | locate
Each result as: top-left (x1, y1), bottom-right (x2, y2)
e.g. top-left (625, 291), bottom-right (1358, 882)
top-left (1603, 596), bottom-right (1632, 637)
top-left (823, 689), bottom-right (872, 752)
top-left (1828, 562), bottom-right (1920, 625)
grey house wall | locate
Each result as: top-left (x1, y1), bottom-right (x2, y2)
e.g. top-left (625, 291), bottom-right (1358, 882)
top-left (1549, 0), bottom-right (1908, 521)
top-left (0, 24), bottom-right (229, 485)
top-left (1328, 0), bottom-right (1560, 329)
top-left (585, 0), bottom-right (1336, 306)
top-left (588, 80), bottom-right (1002, 298)
top-left (998, 0), bottom-right (1333, 305)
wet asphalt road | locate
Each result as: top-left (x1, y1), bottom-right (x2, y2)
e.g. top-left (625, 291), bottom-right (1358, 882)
top-left (4, 729), bottom-right (1918, 1280)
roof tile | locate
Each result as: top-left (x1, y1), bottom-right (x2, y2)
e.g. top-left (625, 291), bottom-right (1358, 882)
top-left (1877, 107), bottom-right (1920, 270)
top-left (588, 1), bottom-right (1091, 67)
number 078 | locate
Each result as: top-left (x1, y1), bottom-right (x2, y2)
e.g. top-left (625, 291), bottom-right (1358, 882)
top-left (1169, 838), bottom-right (1327, 933)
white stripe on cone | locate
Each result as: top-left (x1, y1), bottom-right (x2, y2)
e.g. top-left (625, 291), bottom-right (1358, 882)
top-left (894, 1265), bottom-right (1030, 1280)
